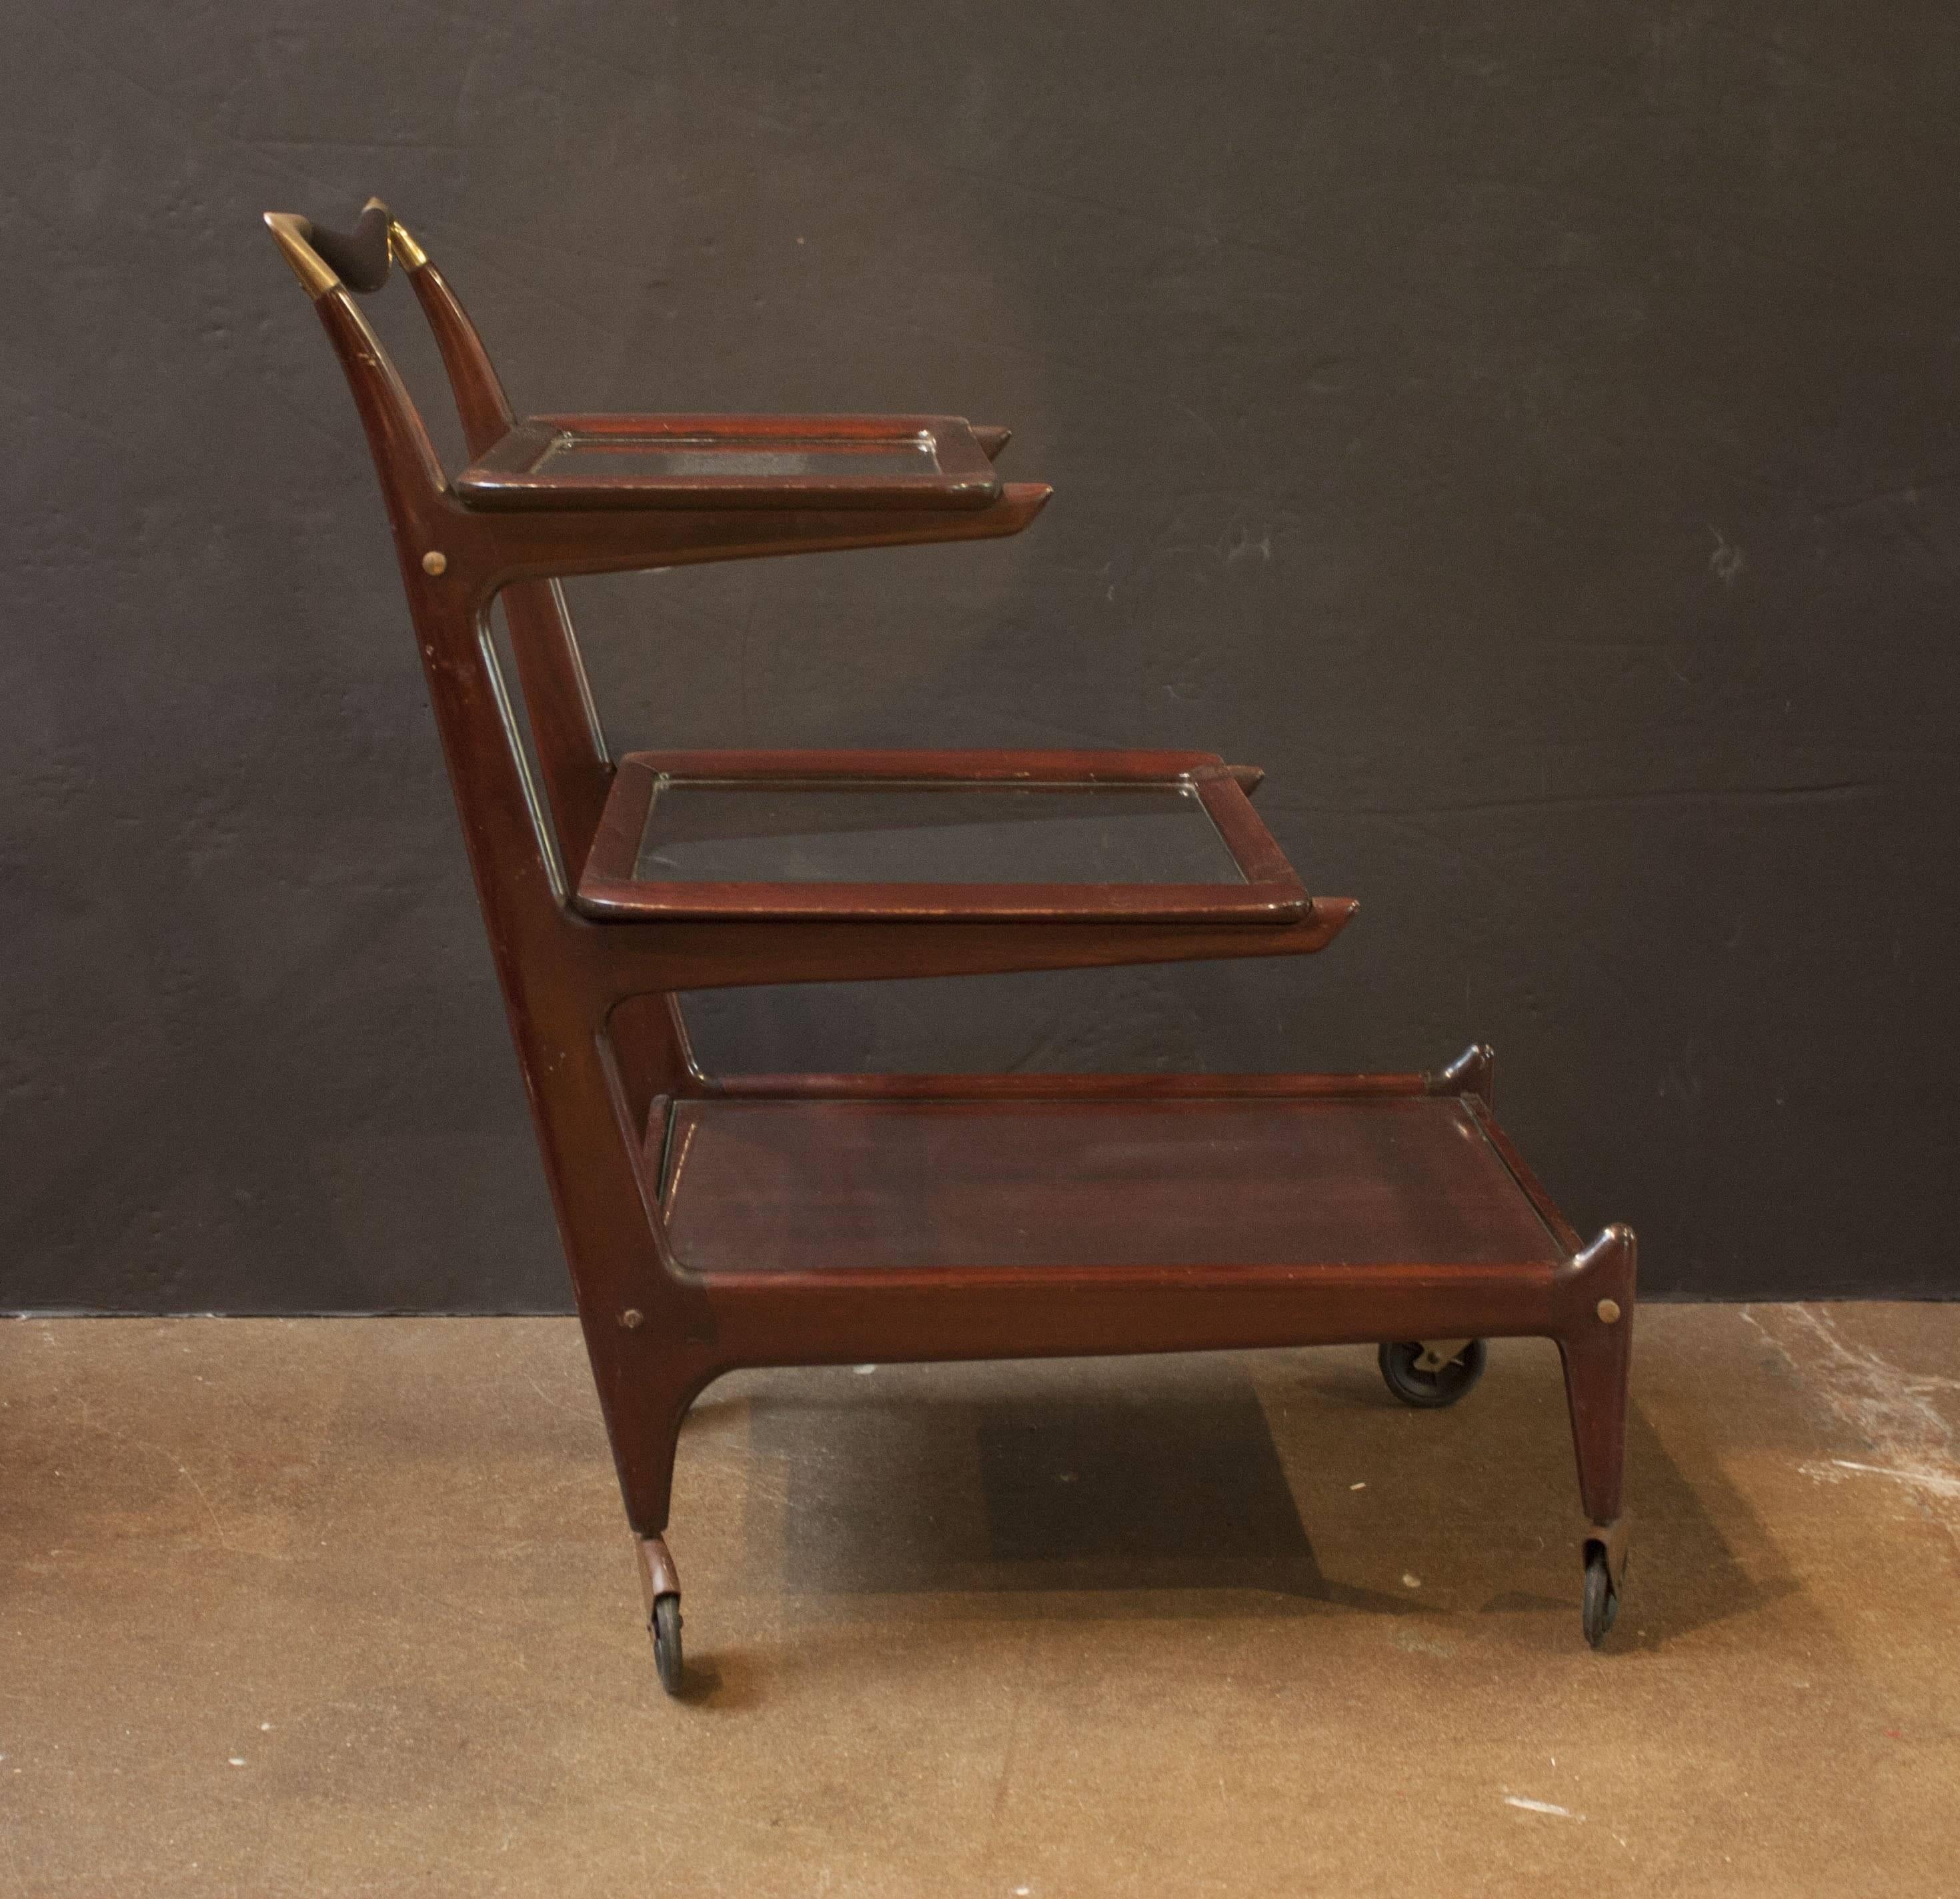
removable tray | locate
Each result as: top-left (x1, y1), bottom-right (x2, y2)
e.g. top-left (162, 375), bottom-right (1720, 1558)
top-left (456, 413), bottom-right (1004, 511)
top-left (656, 1092), bottom-right (1569, 1274)
top-left (574, 750), bottom-right (1310, 924)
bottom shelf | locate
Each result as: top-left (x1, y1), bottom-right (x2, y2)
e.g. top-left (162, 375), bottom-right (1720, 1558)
top-left (655, 1093), bottom-right (1568, 1275)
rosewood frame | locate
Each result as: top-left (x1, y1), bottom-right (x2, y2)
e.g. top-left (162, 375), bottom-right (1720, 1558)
top-left (265, 201), bottom-right (1634, 1671)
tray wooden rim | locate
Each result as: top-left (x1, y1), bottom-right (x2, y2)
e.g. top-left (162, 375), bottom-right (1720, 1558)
top-left (574, 748), bottom-right (1311, 925)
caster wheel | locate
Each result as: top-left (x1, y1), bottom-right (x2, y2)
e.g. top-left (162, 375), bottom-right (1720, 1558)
top-left (652, 1593), bottom-right (684, 1695)
top-left (1581, 1550), bottom-right (1619, 1650)
top-left (1378, 1338), bottom-right (1487, 1408)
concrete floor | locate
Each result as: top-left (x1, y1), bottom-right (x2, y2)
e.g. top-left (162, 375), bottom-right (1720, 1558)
top-left (2, 1306), bottom-right (1956, 1897)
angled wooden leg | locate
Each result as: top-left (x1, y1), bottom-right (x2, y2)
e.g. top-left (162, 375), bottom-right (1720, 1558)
top-left (1555, 1225), bottom-right (1637, 1646)
top-left (595, 1336), bottom-right (709, 1537)
top-left (588, 1313), bottom-right (706, 1696)
top-left (511, 992), bottom-right (716, 1694)
top-left (594, 1304), bottom-right (704, 1697)
top-left (1557, 1224), bottom-right (1637, 1524)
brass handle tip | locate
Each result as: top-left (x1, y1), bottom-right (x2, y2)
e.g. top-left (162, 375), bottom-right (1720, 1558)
top-left (388, 219), bottom-right (430, 271)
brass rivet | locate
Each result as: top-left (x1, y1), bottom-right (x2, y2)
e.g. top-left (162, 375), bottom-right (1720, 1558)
top-left (1597, 1298), bottom-right (1622, 1325)
top-left (620, 1309), bottom-right (644, 1330)
top-left (421, 550), bottom-right (447, 576)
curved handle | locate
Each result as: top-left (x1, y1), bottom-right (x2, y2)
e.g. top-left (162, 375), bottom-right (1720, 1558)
top-left (264, 197), bottom-right (395, 296)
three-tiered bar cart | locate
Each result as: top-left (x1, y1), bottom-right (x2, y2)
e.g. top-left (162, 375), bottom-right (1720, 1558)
top-left (267, 200), bottom-right (1635, 1692)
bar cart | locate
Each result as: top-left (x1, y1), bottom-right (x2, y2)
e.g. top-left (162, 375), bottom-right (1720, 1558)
top-left (266, 201), bottom-right (1635, 1692)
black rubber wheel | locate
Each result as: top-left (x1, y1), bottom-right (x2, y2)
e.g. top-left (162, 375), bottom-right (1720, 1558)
top-left (1377, 1338), bottom-right (1488, 1408)
top-left (652, 1592), bottom-right (684, 1695)
top-left (1581, 1550), bottom-right (1619, 1650)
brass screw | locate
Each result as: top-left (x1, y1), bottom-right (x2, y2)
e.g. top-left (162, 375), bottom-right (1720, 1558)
top-left (421, 550), bottom-right (447, 576)
top-left (1597, 1298), bottom-right (1622, 1325)
top-left (620, 1308), bottom-right (644, 1330)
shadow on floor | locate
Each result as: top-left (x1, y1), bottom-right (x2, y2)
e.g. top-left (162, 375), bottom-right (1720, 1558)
top-left (731, 1346), bottom-right (1819, 1653)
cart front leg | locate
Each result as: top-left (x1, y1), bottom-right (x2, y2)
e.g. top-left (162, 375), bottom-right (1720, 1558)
top-left (1555, 1225), bottom-right (1637, 1646)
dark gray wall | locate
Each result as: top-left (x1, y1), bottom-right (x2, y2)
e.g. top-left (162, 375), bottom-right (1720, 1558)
top-left (7, 5), bottom-right (1959, 1312)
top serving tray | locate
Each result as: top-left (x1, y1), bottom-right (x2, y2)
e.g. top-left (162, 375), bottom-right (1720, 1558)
top-left (455, 413), bottom-right (1007, 511)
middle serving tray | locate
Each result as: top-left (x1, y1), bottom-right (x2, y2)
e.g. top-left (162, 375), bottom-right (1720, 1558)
top-left (574, 749), bottom-right (1311, 924)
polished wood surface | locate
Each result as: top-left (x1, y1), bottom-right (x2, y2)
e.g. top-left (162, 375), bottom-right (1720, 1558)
top-left (659, 1095), bottom-right (1567, 1274)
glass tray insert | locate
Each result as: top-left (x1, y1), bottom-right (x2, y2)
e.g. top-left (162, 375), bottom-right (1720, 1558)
top-left (632, 779), bottom-right (1247, 886)
top-left (535, 433), bottom-right (942, 481)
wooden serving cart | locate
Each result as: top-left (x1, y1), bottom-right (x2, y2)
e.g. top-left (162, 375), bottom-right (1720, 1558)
top-left (267, 200), bottom-right (1635, 1691)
